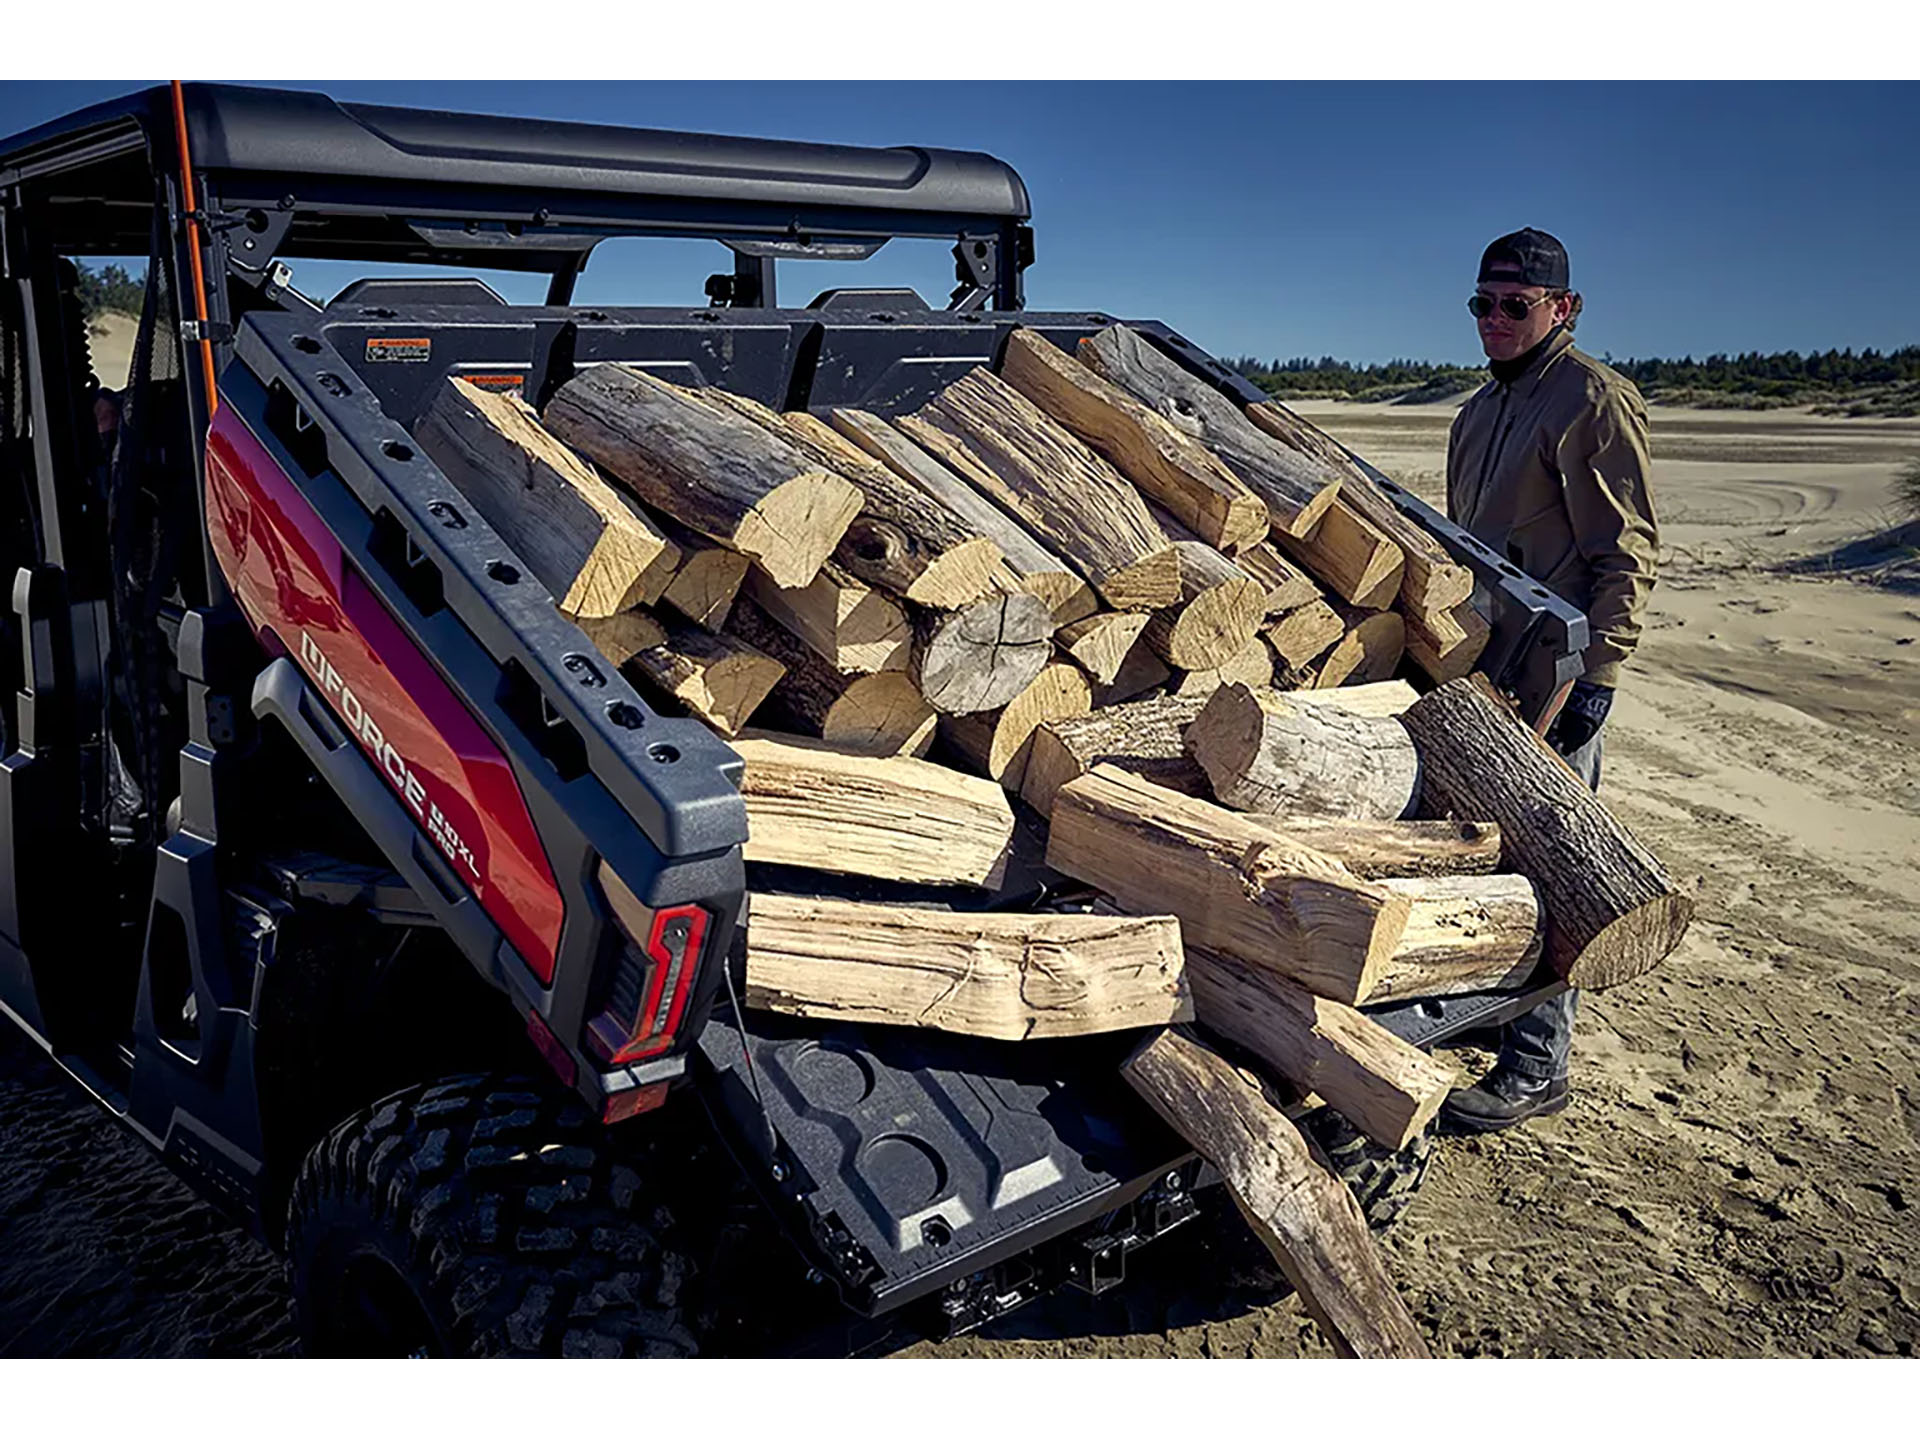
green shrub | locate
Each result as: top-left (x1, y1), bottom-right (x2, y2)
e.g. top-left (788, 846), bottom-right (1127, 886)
top-left (1895, 458), bottom-right (1920, 523)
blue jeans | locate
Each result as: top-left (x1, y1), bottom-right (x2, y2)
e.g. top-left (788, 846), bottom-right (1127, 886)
top-left (1498, 725), bottom-right (1604, 1081)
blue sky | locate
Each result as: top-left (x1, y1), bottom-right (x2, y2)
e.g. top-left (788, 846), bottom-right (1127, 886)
top-left (5, 80), bottom-right (1916, 366)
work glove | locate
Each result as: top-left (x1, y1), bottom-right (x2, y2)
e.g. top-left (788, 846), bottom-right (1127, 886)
top-left (1549, 678), bottom-right (1613, 756)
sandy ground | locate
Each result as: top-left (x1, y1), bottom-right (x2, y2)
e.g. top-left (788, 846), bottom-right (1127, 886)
top-left (1, 400), bottom-right (1915, 1358)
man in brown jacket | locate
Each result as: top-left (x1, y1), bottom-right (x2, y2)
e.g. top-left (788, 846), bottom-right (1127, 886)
top-left (1441, 228), bottom-right (1660, 1132)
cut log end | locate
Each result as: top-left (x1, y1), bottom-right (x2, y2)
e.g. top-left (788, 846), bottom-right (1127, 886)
top-left (1095, 544), bottom-right (1184, 611)
top-left (1272, 478), bottom-right (1342, 540)
top-left (823, 671), bottom-right (939, 756)
top-left (900, 535), bottom-right (1004, 608)
top-left (915, 592), bottom-right (1056, 715)
top-left (1559, 893), bottom-right (1696, 991)
top-left (1155, 576), bottom-right (1266, 672)
top-left (734, 470), bottom-right (865, 588)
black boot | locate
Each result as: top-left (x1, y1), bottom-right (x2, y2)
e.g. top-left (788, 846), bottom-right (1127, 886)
top-left (1441, 1066), bottom-right (1570, 1134)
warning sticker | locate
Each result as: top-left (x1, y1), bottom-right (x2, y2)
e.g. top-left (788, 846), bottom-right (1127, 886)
top-left (365, 336), bottom-right (432, 364)
top-left (457, 373), bottom-right (527, 397)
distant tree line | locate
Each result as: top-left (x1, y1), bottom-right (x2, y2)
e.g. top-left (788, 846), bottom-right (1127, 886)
top-left (72, 261), bottom-right (146, 320)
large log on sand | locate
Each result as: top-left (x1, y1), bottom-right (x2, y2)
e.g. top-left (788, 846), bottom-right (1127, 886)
top-left (1122, 1029), bottom-right (1431, 1359)
top-left (1182, 944), bottom-right (1458, 1151)
top-left (917, 369), bottom-right (1182, 609)
top-left (697, 390), bottom-right (1004, 608)
top-left (727, 598), bottom-right (935, 756)
top-left (999, 328), bottom-right (1268, 552)
top-left (1244, 400), bottom-right (1474, 620)
top-left (413, 379), bottom-right (675, 619)
top-left (1046, 765), bottom-right (1411, 1003)
top-left (1187, 682), bottom-right (1420, 820)
top-left (861, 410), bottom-right (1099, 624)
top-left (940, 661), bottom-right (1092, 790)
top-left (913, 591), bottom-right (1056, 715)
top-left (543, 365), bottom-right (861, 588)
top-left (733, 733), bottom-right (1014, 889)
top-left (1077, 326), bottom-right (1340, 540)
top-left (1398, 676), bottom-right (1695, 989)
top-left (745, 893), bottom-right (1190, 1041)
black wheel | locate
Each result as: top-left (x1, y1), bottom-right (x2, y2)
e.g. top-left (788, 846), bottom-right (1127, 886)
top-left (1303, 1107), bottom-right (1434, 1230)
top-left (286, 1074), bottom-right (696, 1357)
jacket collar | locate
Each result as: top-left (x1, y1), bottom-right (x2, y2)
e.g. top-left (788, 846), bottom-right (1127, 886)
top-left (1488, 325), bottom-right (1574, 387)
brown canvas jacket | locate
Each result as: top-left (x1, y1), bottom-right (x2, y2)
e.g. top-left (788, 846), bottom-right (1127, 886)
top-left (1447, 329), bottom-right (1659, 688)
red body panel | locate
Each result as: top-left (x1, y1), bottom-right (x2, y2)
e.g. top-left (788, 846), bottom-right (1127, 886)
top-left (204, 404), bottom-right (564, 982)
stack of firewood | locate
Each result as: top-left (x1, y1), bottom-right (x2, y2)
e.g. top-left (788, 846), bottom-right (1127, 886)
top-left (409, 324), bottom-right (1694, 1358)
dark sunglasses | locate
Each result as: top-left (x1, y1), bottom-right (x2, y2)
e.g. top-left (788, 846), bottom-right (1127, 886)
top-left (1469, 292), bottom-right (1559, 321)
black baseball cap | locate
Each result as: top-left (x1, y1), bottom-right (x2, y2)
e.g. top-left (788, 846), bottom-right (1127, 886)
top-left (1478, 228), bottom-right (1570, 289)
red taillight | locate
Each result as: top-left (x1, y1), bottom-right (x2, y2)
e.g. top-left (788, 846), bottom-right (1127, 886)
top-left (586, 864), bottom-right (710, 1066)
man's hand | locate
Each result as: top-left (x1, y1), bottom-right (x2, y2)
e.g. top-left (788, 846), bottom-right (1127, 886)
top-left (1549, 678), bottom-right (1614, 755)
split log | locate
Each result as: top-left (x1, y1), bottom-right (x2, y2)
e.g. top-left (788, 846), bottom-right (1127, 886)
top-left (1235, 815), bottom-right (1501, 879)
top-left (1055, 611), bottom-right (1152, 687)
top-left (917, 369), bottom-right (1182, 609)
top-left (1046, 765), bottom-right (1411, 1003)
top-left (1398, 676), bottom-right (1695, 988)
top-left (1183, 945), bottom-right (1458, 1152)
top-left (1093, 643), bottom-right (1172, 707)
top-left (1371, 874), bottom-right (1544, 1000)
top-left (1023, 682), bottom-right (1417, 818)
top-left (574, 610), bottom-right (668, 670)
top-left (999, 328), bottom-right (1268, 552)
top-left (733, 732), bottom-right (1014, 889)
top-left (744, 564), bottom-right (910, 675)
top-left (869, 410), bottom-right (1099, 624)
top-left (1187, 682), bottom-right (1420, 820)
top-left (414, 378), bottom-right (675, 620)
top-left (1275, 496), bottom-right (1405, 611)
top-left (651, 513), bottom-right (751, 631)
top-left (1143, 540), bottom-right (1267, 671)
top-left (1236, 541), bottom-right (1323, 613)
top-left (699, 390), bottom-right (1004, 608)
top-left (913, 591), bottom-right (1056, 715)
top-left (1315, 605), bottom-right (1407, 689)
top-left (1404, 600), bottom-right (1492, 686)
top-left (1264, 597), bottom-right (1345, 669)
top-left (622, 626), bottom-right (784, 738)
top-left (745, 893), bottom-right (1189, 1041)
top-left (1077, 326), bottom-right (1340, 540)
top-left (1121, 1029), bottom-right (1432, 1359)
top-left (939, 661), bottom-right (1092, 791)
top-left (1244, 400), bottom-right (1474, 619)
top-left (543, 364), bottom-right (861, 588)
top-left (727, 598), bottom-right (935, 755)
top-left (1168, 634), bottom-right (1275, 699)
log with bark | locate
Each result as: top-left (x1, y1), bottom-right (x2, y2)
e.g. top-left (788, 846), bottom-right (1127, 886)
top-left (998, 328), bottom-right (1269, 552)
top-left (744, 563), bottom-right (911, 675)
top-left (1182, 944), bottom-right (1459, 1152)
top-left (1236, 540), bottom-right (1323, 613)
top-left (869, 410), bottom-right (1099, 624)
top-left (733, 732), bottom-right (1014, 889)
top-left (1235, 814), bottom-right (1501, 879)
top-left (912, 591), bottom-right (1057, 716)
top-left (1243, 400), bottom-right (1474, 620)
top-left (1121, 1028), bottom-right (1432, 1358)
top-left (698, 390), bottom-right (1005, 609)
top-left (1397, 676), bottom-right (1695, 989)
top-left (543, 364), bottom-right (862, 588)
top-left (1046, 765), bottom-right (1411, 1003)
top-left (939, 660), bottom-right (1092, 791)
top-left (1371, 874), bottom-right (1544, 999)
top-left (916, 368), bottom-right (1182, 609)
top-left (1275, 495), bottom-right (1406, 611)
top-left (1186, 682), bottom-right (1421, 820)
top-left (622, 625), bottom-right (785, 738)
top-left (745, 893), bottom-right (1190, 1041)
top-left (727, 597), bottom-right (936, 755)
top-left (413, 378), bottom-right (676, 620)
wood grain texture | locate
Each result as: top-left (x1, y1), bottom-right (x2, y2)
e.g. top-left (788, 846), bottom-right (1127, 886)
top-left (1275, 496), bottom-right (1406, 611)
top-left (574, 610), bottom-right (668, 669)
top-left (1169, 634), bottom-right (1276, 700)
top-left (1121, 1028), bottom-right (1432, 1358)
top-left (939, 660), bottom-right (1092, 791)
top-left (744, 563), bottom-right (911, 675)
top-left (733, 732), bottom-right (1014, 889)
top-left (1371, 874), bottom-right (1544, 1000)
top-left (1055, 611), bottom-right (1152, 686)
top-left (1236, 540), bottom-right (1324, 613)
top-left (1404, 599), bottom-right (1493, 686)
top-left (1315, 604), bottom-right (1407, 689)
top-left (1264, 597), bottom-right (1346, 669)
top-left (543, 364), bottom-right (861, 587)
top-left (1234, 814), bottom-right (1502, 879)
top-left (913, 591), bottom-right (1057, 716)
top-left (1398, 675), bottom-right (1694, 989)
top-left (727, 597), bottom-right (935, 755)
top-left (622, 626), bottom-right (784, 738)
top-left (1143, 540), bottom-right (1267, 671)
top-left (917, 368), bottom-right (1181, 609)
top-left (1046, 765), bottom-right (1411, 1003)
top-left (745, 893), bottom-right (1190, 1040)
top-left (999, 328), bottom-right (1268, 552)
top-left (413, 378), bottom-right (674, 619)
top-left (1188, 682), bottom-right (1421, 820)
top-left (1078, 325), bottom-right (1340, 539)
